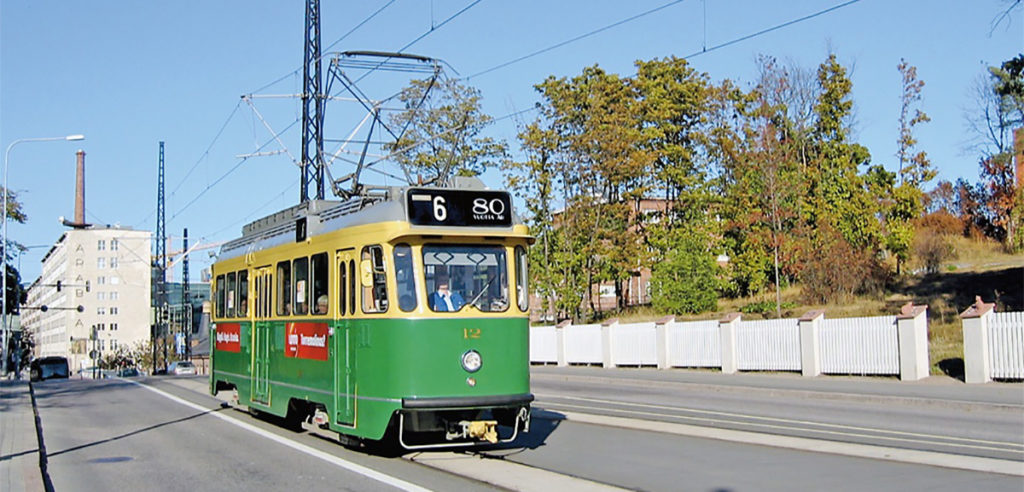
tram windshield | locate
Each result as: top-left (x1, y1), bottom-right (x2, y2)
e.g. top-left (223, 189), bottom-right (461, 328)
top-left (423, 245), bottom-right (508, 313)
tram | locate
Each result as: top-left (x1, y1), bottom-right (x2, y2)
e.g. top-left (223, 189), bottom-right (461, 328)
top-left (209, 178), bottom-right (533, 449)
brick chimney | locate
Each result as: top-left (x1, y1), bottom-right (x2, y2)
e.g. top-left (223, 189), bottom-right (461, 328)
top-left (62, 150), bottom-right (90, 229)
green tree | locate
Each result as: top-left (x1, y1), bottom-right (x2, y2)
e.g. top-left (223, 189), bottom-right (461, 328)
top-left (2, 186), bottom-right (27, 314)
top-left (386, 77), bottom-right (507, 183)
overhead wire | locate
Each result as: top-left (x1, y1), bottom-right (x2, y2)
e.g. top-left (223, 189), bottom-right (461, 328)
top-left (247, 0), bottom-right (399, 95)
top-left (465, 0), bottom-right (687, 80)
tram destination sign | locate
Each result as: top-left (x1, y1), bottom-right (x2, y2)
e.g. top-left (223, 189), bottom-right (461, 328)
top-left (407, 188), bottom-right (512, 227)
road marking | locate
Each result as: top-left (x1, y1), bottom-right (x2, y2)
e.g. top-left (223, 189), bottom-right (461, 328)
top-left (547, 409), bottom-right (1024, 477)
top-left (407, 452), bottom-right (627, 492)
top-left (537, 393), bottom-right (1024, 453)
top-left (129, 380), bottom-right (431, 492)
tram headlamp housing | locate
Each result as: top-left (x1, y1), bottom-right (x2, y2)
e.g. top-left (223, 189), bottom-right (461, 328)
top-left (461, 350), bottom-right (482, 373)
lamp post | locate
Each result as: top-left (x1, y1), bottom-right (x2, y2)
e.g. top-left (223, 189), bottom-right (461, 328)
top-left (2, 134), bottom-right (84, 377)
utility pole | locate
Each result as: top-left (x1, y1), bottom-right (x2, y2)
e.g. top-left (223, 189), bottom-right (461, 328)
top-left (182, 228), bottom-right (191, 361)
top-left (300, 0), bottom-right (325, 202)
top-left (153, 141), bottom-right (167, 374)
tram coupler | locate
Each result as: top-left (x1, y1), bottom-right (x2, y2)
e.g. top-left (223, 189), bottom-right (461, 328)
top-left (447, 420), bottom-right (498, 443)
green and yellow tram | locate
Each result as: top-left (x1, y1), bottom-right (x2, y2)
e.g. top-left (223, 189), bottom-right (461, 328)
top-left (210, 180), bottom-right (533, 449)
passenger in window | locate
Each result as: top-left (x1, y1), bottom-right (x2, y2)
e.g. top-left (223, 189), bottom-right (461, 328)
top-left (429, 274), bottom-right (464, 312)
top-left (316, 295), bottom-right (328, 315)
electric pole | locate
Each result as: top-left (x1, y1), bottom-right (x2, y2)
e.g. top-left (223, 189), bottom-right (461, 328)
top-left (154, 141), bottom-right (167, 374)
top-left (182, 227), bottom-right (190, 361)
top-left (300, 0), bottom-right (325, 202)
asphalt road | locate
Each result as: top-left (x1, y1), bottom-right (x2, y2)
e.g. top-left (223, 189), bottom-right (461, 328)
top-left (28, 369), bottom-right (1024, 491)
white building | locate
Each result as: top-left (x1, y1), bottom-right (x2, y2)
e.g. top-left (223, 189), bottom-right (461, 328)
top-left (23, 226), bottom-right (152, 371)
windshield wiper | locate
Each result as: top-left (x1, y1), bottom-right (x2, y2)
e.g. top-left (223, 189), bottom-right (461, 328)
top-left (468, 274), bottom-right (500, 309)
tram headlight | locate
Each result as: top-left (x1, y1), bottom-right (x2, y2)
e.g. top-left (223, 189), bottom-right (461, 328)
top-left (461, 350), bottom-right (482, 373)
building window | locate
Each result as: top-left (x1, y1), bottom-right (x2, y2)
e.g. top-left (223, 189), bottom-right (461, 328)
top-left (110, 323), bottom-right (118, 331)
top-left (110, 339), bottom-right (118, 350)
top-left (97, 276), bottom-right (106, 285)
top-left (97, 323), bottom-right (105, 331)
top-left (97, 258), bottom-right (106, 269)
top-left (110, 307), bottom-right (118, 315)
top-left (110, 276), bottom-right (119, 285)
top-left (97, 307), bottom-right (106, 315)
top-left (98, 240), bottom-right (106, 251)
top-left (110, 239), bottom-right (118, 251)
top-left (110, 257), bottom-right (118, 268)
top-left (97, 292), bottom-right (105, 301)
top-left (110, 291), bottom-right (118, 301)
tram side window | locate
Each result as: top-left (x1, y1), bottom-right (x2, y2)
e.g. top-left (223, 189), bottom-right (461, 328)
top-left (349, 260), bottom-right (356, 315)
top-left (226, 272), bottom-right (237, 318)
top-left (394, 244), bottom-right (417, 312)
top-left (361, 245), bottom-right (388, 313)
top-left (215, 274), bottom-right (225, 318)
top-left (515, 246), bottom-right (529, 311)
top-left (293, 257), bottom-right (309, 315)
top-left (338, 259), bottom-right (347, 316)
top-left (238, 270), bottom-right (249, 317)
top-left (277, 261), bottom-right (291, 316)
top-left (311, 253), bottom-right (328, 315)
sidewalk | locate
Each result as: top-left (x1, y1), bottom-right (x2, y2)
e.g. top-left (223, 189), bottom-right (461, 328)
top-left (0, 378), bottom-right (44, 492)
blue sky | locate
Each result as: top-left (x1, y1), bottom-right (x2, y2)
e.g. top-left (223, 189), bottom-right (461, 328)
top-left (1, 0), bottom-right (1021, 283)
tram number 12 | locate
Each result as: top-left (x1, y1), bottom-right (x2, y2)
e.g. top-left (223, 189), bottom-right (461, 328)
top-left (463, 328), bottom-right (481, 339)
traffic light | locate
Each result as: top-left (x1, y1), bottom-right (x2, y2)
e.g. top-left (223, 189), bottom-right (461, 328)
top-left (55, 280), bottom-right (62, 292)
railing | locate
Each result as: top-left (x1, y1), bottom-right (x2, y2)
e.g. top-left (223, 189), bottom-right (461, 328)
top-left (667, 320), bottom-right (720, 368)
top-left (530, 307), bottom-right (925, 380)
top-left (989, 312), bottom-right (1024, 379)
top-left (820, 316), bottom-right (899, 375)
top-left (736, 319), bottom-right (800, 371)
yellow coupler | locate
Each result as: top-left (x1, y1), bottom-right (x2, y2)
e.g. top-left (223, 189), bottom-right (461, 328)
top-left (467, 420), bottom-right (499, 443)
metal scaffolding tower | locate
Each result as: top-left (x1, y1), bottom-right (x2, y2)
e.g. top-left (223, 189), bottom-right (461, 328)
top-left (300, 0), bottom-right (325, 202)
top-left (153, 141), bottom-right (167, 373)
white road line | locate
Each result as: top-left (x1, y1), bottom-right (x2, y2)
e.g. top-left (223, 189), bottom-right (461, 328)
top-left (129, 380), bottom-right (432, 492)
top-left (536, 393), bottom-right (1024, 451)
top-left (548, 409), bottom-right (1024, 477)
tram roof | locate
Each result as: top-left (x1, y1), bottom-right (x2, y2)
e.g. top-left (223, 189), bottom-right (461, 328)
top-left (216, 178), bottom-right (528, 263)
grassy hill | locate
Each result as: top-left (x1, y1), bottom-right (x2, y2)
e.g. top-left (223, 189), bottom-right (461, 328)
top-left (606, 236), bottom-right (1023, 377)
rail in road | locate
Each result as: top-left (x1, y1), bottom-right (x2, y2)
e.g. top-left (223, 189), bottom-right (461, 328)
top-left (21, 370), bottom-right (1024, 492)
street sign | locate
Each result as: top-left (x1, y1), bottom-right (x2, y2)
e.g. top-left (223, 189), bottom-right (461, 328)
top-left (89, 349), bottom-right (99, 359)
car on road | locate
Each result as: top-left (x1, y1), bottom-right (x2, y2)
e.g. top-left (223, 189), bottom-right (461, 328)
top-left (29, 356), bottom-right (70, 381)
top-left (116, 367), bottom-right (141, 378)
top-left (167, 361), bottom-right (196, 376)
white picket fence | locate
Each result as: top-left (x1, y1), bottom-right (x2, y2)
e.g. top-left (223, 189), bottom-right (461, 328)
top-left (531, 313), bottom-right (910, 376)
top-left (820, 316), bottom-right (899, 375)
top-left (736, 319), bottom-right (801, 371)
top-left (989, 312), bottom-right (1024, 379)
top-left (668, 320), bottom-right (720, 367)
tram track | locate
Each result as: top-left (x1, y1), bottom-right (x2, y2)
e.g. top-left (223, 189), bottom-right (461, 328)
top-left (534, 394), bottom-right (1024, 458)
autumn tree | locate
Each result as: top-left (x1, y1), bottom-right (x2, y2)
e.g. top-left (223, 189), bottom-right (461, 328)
top-left (966, 54), bottom-right (1023, 250)
top-left (887, 59), bottom-right (934, 274)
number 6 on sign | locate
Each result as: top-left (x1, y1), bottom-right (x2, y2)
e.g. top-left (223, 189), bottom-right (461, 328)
top-left (432, 195), bottom-right (447, 221)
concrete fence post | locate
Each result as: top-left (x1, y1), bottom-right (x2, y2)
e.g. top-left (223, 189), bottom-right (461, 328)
top-left (961, 297), bottom-right (995, 384)
top-left (719, 313), bottom-right (741, 374)
top-left (601, 318), bottom-right (618, 368)
top-left (799, 310), bottom-right (825, 377)
top-left (896, 302), bottom-right (930, 381)
top-left (655, 315), bottom-right (675, 369)
top-left (555, 319), bottom-right (571, 367)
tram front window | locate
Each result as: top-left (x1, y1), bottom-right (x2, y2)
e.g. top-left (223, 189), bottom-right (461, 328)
top-left (423, 245), bottom-right (508, 313)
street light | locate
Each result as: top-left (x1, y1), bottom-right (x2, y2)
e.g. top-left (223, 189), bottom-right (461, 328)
top-left (2, 134), bottom-right (85, 376)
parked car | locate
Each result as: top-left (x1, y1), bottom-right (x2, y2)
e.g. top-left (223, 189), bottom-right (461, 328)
top-left (116, 367), bottom-right (141, 378)
top-left (29, 356), bottom-right (70, 382)
top-left (167, 361), bottom-right (196, 376)
top-left (78, 366), bottom-right (104, 379)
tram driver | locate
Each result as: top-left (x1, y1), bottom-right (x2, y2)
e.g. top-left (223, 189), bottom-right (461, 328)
top-left (429, 273), bottom-right (464, 312)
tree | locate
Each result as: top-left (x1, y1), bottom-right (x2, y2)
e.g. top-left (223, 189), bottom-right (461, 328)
top-left (2, 186), bottom-right (27, 314)
top-left (966, 55), bottom-right (1023, 250)
top-left (896, 59), bottom-right (935, 187)
top-left (386, 77), bottom-right (507, 184)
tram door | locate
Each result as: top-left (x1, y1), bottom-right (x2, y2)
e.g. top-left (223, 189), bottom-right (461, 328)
top-left (334, 250), bottom-right (356, 426)
top-left (251, 266), bottom-right (273, 406)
